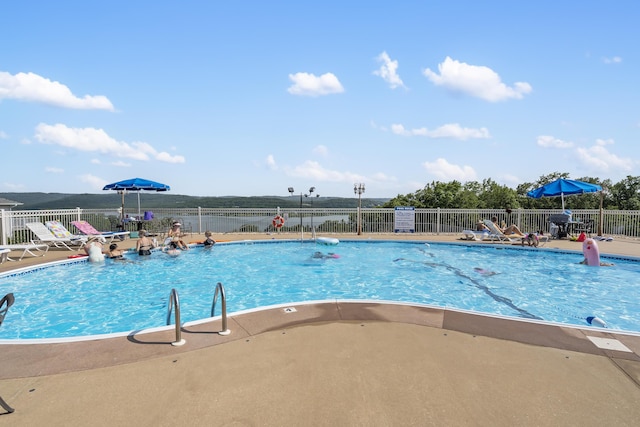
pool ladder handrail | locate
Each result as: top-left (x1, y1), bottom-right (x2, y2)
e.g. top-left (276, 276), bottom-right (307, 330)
top-left (211, 282), bottom-right (231, 336)
top-left (166, 288), bottom-right (186, 346)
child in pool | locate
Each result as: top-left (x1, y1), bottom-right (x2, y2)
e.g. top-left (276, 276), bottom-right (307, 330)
top-left (203, 230), bottom-right (216, 248)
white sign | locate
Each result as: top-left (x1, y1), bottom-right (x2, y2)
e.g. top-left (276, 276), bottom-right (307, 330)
top-left (394, 206), bottom-right (415, 233)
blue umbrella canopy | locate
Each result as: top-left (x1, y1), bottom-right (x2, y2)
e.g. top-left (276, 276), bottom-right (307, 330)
top-left (103, 177), bottom-right (170, 192)
top-left (526, 178), bottom-right (601, 210)
top-left (103, 178), bottom-right (170, 222)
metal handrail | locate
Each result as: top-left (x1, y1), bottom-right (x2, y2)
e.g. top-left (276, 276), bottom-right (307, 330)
top-left (211, 282), bottom-right (231, 335)
top-left (0, 293), bottom-right (15, 327)
top-left (166, 288), bottom-right (186, 346)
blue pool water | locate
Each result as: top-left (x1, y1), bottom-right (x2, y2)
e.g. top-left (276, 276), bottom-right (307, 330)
top-left (1, 240), bottom-right (639, 340)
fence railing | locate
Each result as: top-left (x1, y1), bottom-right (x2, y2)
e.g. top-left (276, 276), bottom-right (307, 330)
top-left (2, 207), bottom-right (639, 245)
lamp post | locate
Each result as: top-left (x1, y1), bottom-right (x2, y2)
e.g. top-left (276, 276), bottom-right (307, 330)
top-left (354, 183), bottom-right (365, 235)
top-left (305, 187), bottom-right (318, 232)
top-left (288, 187), bottom-right (302, 233)
top-left (288, 186), bottom-right (316, 238)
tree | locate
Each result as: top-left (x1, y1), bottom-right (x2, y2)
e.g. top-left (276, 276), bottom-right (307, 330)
top-left (610, 176), bottom-right (640, 210)
top-left (381, 173), bottom-right (634, 210)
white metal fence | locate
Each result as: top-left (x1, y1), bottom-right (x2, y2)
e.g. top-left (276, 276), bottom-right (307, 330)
top-left (2, 207), bottom-right (640, 245)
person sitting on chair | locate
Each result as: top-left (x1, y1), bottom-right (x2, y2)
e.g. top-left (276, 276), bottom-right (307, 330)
top-left (491, 216), bottom-right (525, 236)
top-left (476, 221), bottom-right (489, 231)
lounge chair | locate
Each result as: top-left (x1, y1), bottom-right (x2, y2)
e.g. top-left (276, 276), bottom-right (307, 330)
top-left (461, 229), bottom-right (490, 241)
top-left (483, 220), bottom-right (525, 244)
top-left (26, 222), bottom-right (86, 250)
top-left (71, 220), bottom-right (130, 243)
top-left (45, 220), bottom-right (89, 241)
top-left (0, 243), bottom-right (50, 261)
top-left (0, 249), bottom-right (9, 264)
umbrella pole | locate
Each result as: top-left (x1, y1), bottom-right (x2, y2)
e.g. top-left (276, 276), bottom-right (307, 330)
top-left (598, 191), bottom-right (603, 236)
top-left (121, 191), bottom-right (126, 226)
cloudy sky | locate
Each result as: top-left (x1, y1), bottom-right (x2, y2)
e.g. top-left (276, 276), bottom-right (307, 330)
top-left (1, 1), bottom-right (638, 198)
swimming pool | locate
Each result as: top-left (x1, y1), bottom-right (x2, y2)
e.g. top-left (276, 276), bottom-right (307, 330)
top-left (1, 240), bottom-right (639, 340)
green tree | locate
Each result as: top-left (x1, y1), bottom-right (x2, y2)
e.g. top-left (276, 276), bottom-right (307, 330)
top-left (610, 176), bottom-right (640, 210)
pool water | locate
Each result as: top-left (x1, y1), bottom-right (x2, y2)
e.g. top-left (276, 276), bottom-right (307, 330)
top-left (1, 240), bottom-right (639, 340)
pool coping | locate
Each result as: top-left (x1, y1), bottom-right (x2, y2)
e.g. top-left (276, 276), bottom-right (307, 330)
top-left (2, 300), bottom-right (639, 384)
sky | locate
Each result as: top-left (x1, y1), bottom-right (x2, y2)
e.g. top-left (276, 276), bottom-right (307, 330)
top-left (1, 1), bottom-right (639, 199)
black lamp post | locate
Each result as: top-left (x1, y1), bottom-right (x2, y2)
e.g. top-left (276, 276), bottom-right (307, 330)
top-left (305, 187), bottom-right (318, 231)
top-left (288, 186), bottom-right (316, 234)
top-left (288, 187), bottom-right (301, 231)
top-left (354, 183), bottom-right (365, 235)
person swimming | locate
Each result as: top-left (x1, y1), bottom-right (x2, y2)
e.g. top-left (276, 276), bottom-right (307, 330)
top-left (312, 251), bottom-right (339, 259)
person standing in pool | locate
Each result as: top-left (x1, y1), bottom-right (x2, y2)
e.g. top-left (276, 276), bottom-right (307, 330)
top-left (136, 230), bottom-right (156, 256)
top-left (203, 230), bottom-right (216, 248)
top-left (107, 242), bottom-right (125, 259)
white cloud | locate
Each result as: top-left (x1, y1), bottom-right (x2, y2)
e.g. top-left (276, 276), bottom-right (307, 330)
top-left (288, 160), bottom-right (366, 182)
top-left (423, 158), bottom-right (477, 181)
top-left (373, 51), bottom-right (405, 89)
top-left (266, 154), bottom-right (277, 170)
top-left (34, 123), bottom-right (185, 164)
top-left (110, 160), bottom-right (132, 167)
top-left (0, 131), bottom-right (8, 139)
top-left (602, 56), bottom-right (622, 64)
top-left (371, 172), bottom-right (397, 183)
top-left (536, 135), bottom-right (574, 148)
top-left (79, 174), bottom-right (108, 191)
top-left (391, 123), bottom-right (490, 140)
top-left (595, 138), bottom-right (614, 146)
top-left (575, 140), bottom-right (633, 173)
top-left (90, 158), bottom-right (101, 164)
top-left (1, 182), bottom-right (26, 190)
top-left (312, 145), bottom-right (328, 157)
top-left (422, 57), bottom-right (532, 102)
top-left (0, 71), bottom-right (115, 111)
top-left (287, 72), bottom-right (344, 96)
top-left (45, 167), bottom-right (64, 174)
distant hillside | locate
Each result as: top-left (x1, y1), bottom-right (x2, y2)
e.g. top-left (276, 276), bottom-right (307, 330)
top-left (0, 193), bottom-right (389, 210)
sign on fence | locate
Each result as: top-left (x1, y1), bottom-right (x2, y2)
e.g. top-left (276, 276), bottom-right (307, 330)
top-left (394, 206), bottom-right (415, 233)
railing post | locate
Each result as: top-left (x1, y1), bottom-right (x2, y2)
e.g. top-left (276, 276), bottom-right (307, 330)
top-left (166, 288), bottom-right (186, 346)
top-left (0, 209), bottom-right (6, 246)
top-left (436, 207), bottom-right (441, 234)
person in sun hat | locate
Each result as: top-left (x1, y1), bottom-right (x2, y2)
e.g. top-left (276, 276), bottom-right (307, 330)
top-left (168, 221), bottom-right (188, 250)
top-left (83, 236), bottom-right (106, 263)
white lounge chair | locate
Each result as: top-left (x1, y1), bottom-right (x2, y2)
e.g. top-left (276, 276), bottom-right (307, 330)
top-left (71, 220), bottom-right (129, 243)
top-left (0, 243), bottom-right (50, 261)
top-left (483, 220), bottom-right (525, 244)
top-left (461, 230), bottom-right (490, 241)
top-left (26, 222), bottom-right (86, 250)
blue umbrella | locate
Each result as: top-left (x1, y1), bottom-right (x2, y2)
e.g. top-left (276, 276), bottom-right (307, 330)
top-left (103, 178), bottom-right (170, 223)
top-left (526, 178), bottom-right (601, 210)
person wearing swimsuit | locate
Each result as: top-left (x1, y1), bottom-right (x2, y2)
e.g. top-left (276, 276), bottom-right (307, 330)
top-left (108, 243), bottom-right (125, 260)
top-left (136, 230), bottom-right (156, 256)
